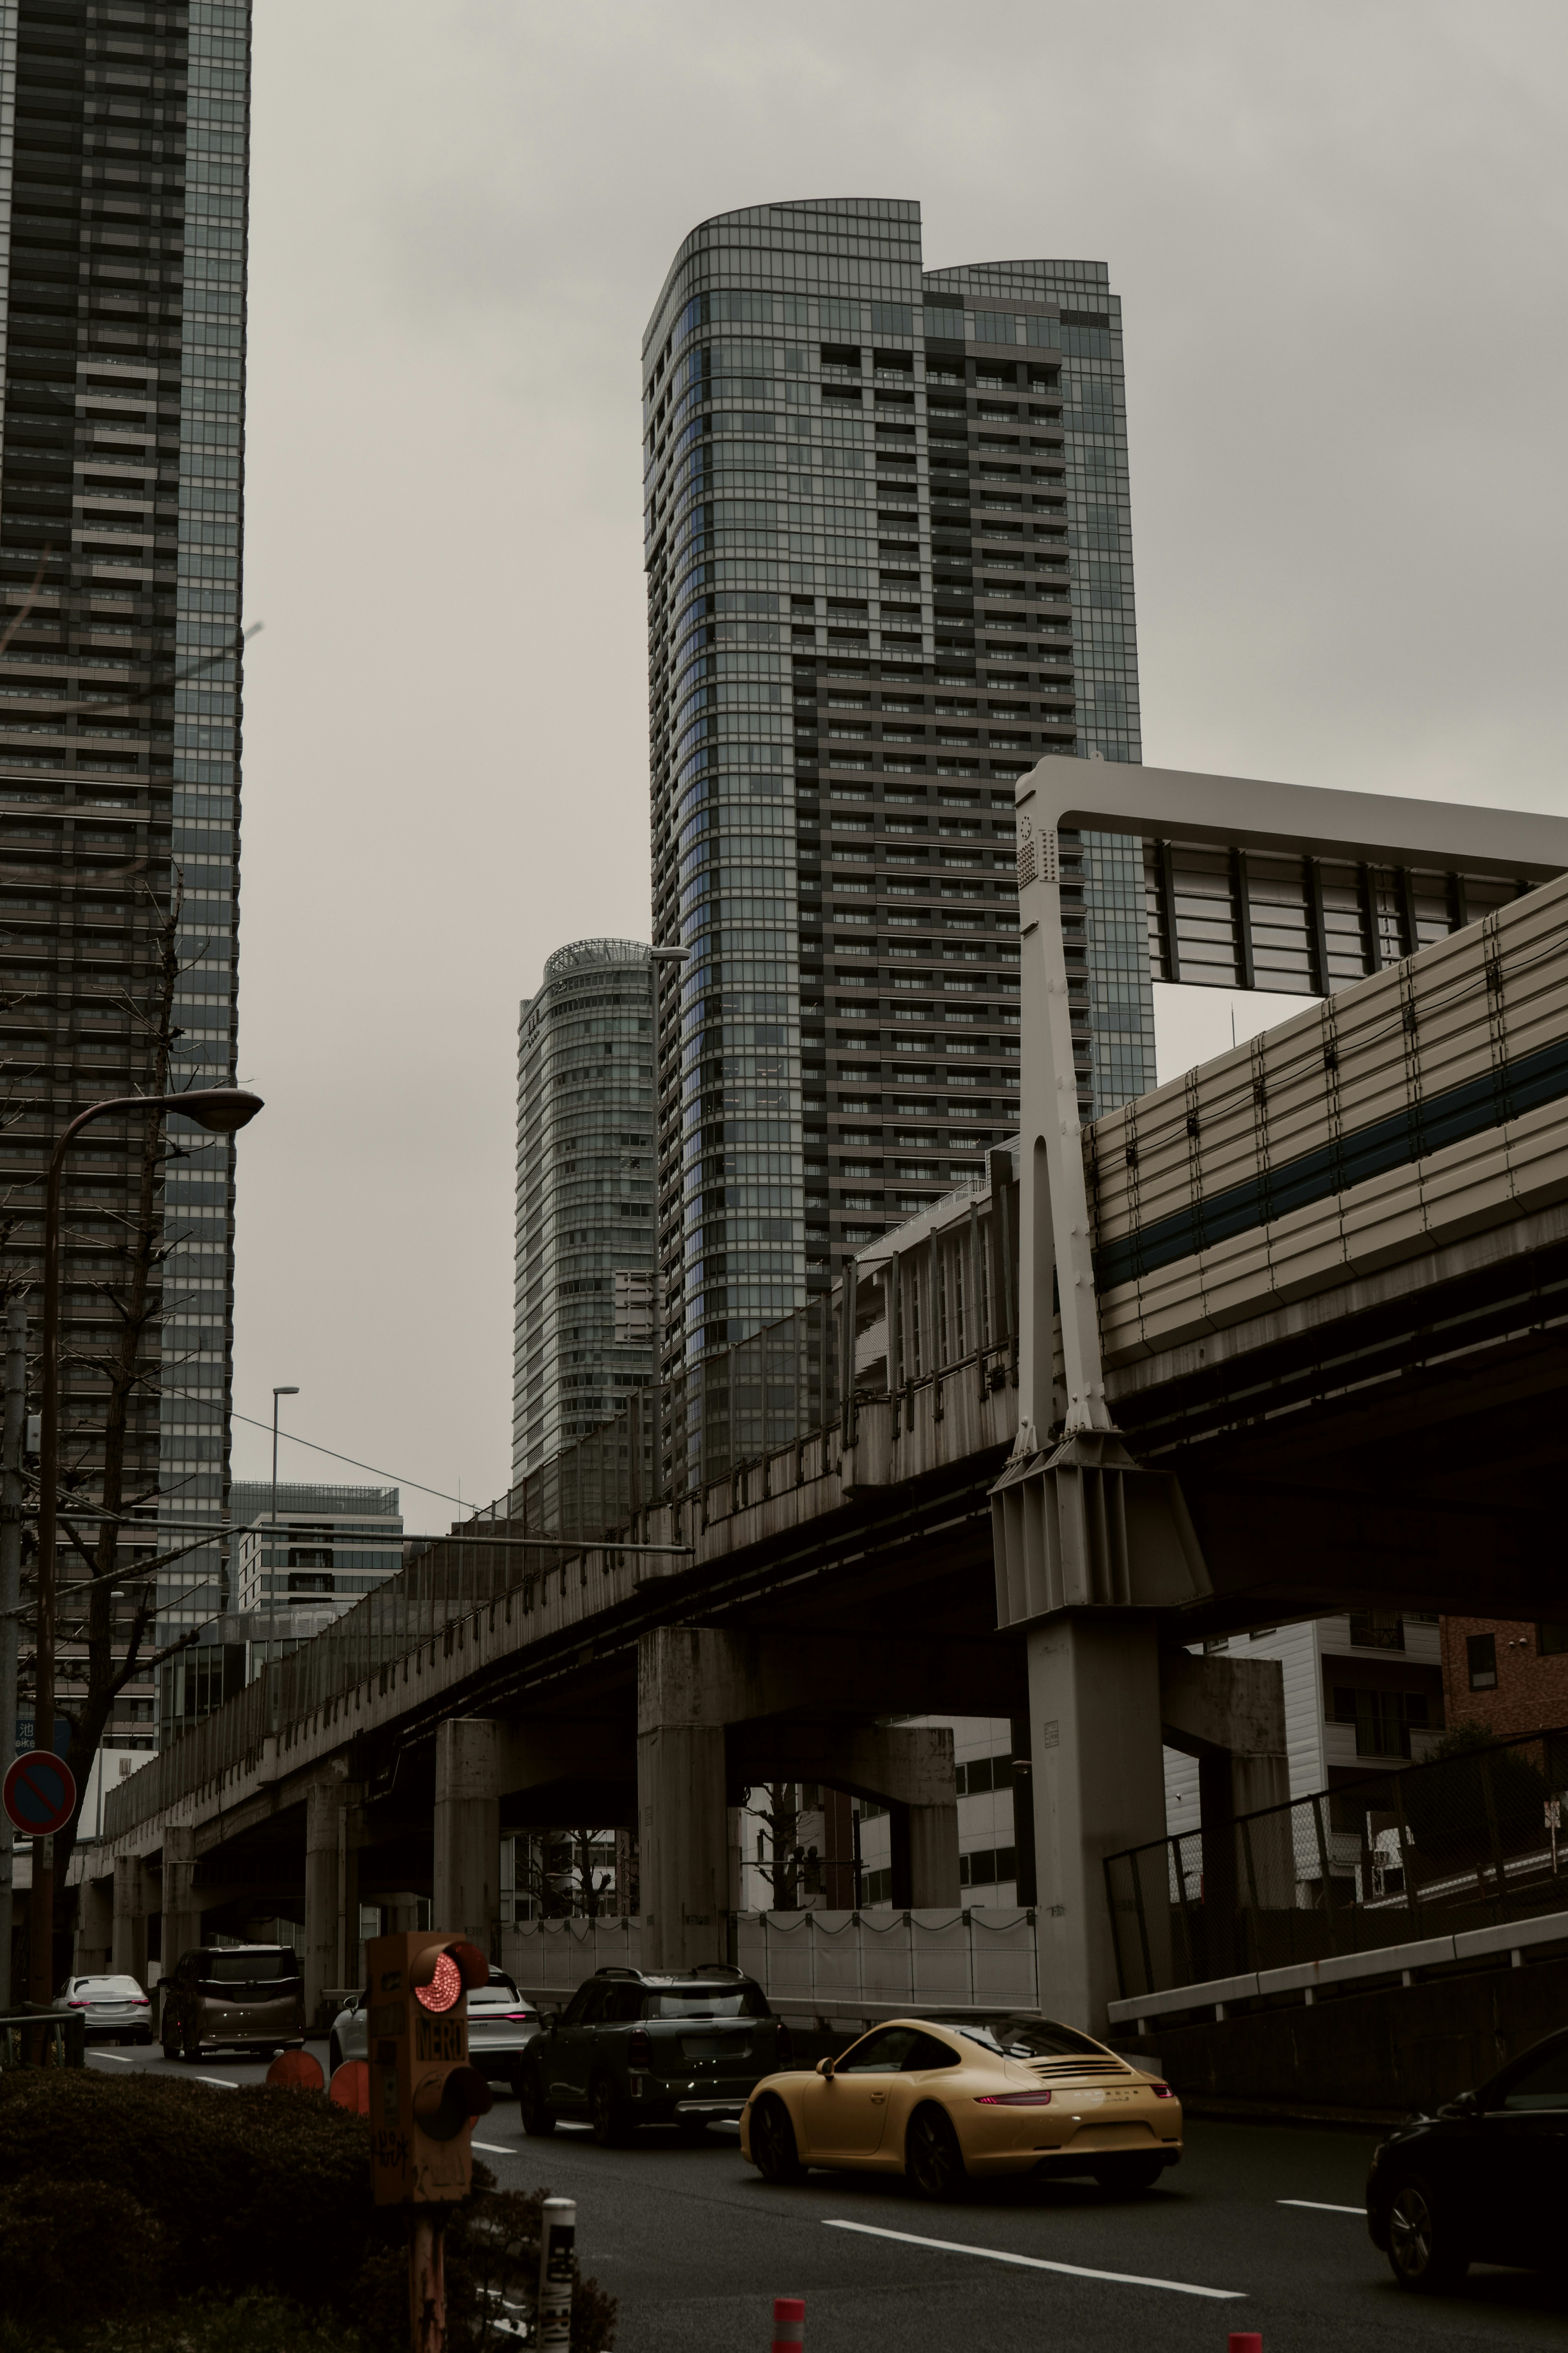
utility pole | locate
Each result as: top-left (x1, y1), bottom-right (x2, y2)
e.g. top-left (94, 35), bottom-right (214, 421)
top-left (0, 1304), bottom-right (25, 2008)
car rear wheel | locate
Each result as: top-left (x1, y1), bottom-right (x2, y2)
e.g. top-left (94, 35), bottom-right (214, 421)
top-left (1388, 2180), bottom-right (1469, 2293)
top-left (592, 2080), bottom-right (635, 2155)
top-left (906, 2104), bottom-right (969, 2201)
top-left (519, 2065), bottom-right (556, 2137)
top-left (751, 2094), bottom-right (808, 2185)
top-left (590, 2072), bottom-right (635, 2149)
top-left (1092, 2155), bottom-right (1166, 2195)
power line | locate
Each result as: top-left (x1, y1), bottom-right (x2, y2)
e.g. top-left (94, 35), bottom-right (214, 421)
top-left (165, 1387), bottom-right (472, 1510)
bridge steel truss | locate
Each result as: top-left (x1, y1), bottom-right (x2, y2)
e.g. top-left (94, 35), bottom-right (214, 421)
top-left (996, 762), bottom-right (1568, 2030)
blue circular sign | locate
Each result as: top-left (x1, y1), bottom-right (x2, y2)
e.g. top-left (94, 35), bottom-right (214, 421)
top-left (3, 1749), bottom-right (77, 1836)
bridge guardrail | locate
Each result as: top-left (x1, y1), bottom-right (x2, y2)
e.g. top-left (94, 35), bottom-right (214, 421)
top-left (1103, 1726), bottom-right (1568, 2004)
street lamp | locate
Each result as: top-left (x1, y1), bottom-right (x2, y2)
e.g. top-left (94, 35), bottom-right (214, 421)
top-left (31, 1086), bottom-right (263, 2012)
top-left (269, 1384), bottom-right (299, 1670)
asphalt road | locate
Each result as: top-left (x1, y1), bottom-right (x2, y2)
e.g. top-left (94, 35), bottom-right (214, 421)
top-left (86, 2042), bottom-right (1568, 2353)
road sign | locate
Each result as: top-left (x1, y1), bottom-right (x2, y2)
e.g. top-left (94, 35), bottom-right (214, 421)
top-left (2, 1748), bottom-right (77, 1837)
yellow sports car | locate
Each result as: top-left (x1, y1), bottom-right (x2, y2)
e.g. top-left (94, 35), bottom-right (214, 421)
top-left (740, 2014), bottom-right (1182, 2199)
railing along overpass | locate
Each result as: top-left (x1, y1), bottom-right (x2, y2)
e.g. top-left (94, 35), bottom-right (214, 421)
top-left (91, 765), bottom-right (1568, 2032)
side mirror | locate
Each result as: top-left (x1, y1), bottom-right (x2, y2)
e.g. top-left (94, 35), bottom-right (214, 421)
top-left (816, 2056), bottom-right (835, 2079)
top-left (541, 2006), bottom-right (560, 2029)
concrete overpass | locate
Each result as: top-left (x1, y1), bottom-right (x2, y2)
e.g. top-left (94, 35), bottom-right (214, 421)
top-left (88, 764), bottom-right (1568, 2033)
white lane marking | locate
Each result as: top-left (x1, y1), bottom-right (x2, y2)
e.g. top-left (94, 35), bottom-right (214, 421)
top-left (87, 2052), bottom-right (134, 2064)
top-left (473, 2143), bottom-right (513, 2155)
top-left (197, 2075), bottom-right (239, 2089)
top-left (1278, 2199), bottom-right (1364, 2216)
top-left (821, 2219), bottom-right (1245, 2301)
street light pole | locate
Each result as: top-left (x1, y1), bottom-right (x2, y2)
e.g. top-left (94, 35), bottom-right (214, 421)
top-left (30, 1086), bottom-right (263, 2014)
top-left (269, 1384), bottom-right (298, 1676)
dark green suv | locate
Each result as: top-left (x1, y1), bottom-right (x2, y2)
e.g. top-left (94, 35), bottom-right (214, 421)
top-left (519, 1965), bottom-right (791, 2146)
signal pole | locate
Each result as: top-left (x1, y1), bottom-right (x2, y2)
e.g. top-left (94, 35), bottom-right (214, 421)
top-left (0, 1304), bottom-right (25, 2007)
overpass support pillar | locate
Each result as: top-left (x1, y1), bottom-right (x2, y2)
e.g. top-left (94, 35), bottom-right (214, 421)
top-left (159, 1825), bottom-right (200, 1980)
top-left (433, 1719), bottom-right (501, 1954)
top-left (1025, 1616), bottom-right (1166, 2035)
top-left (305, 1777), bottom-right (365, 2021)
top-left (112, 1853), bottom-right (152, 1986)
top-left (1160, 1652), bottom-right (1291, 1952)
top-left (889, 1798), bottom-right (962, 1910)
top-left (74, 1873), bottom-right (112, 1974)
top-left (638, 1628), bottom-right (731, 1974)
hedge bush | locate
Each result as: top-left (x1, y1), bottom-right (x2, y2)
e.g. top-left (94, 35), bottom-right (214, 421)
top-left (0, 2178), bottom-right (163, 2330)
top-left (0, 2073), bottom-right (615, 2351)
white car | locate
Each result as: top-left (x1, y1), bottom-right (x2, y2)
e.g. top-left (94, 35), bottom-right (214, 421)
top-left (330, 1966), bottom-right (543, 2093)
top-left (54, 1973), bottom-right (153, 2044)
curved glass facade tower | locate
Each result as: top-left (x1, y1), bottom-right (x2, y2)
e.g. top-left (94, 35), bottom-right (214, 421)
top-left (644, 199), bottom-right (1151, 1385)
top-left (512, 939), bottom-right (655, 1485)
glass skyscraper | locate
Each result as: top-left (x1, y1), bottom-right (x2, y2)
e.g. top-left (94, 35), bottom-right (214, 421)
top-left (644, 199), bottom-right (1149, 1376)
top-left (513, 939), bottom-right (655, 1484)
top-left (0, 0), bottom-right (249, 1748)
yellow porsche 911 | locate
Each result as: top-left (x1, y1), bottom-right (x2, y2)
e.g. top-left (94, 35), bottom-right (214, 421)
top-left (740, 2014), bottom-right (1182, 2200)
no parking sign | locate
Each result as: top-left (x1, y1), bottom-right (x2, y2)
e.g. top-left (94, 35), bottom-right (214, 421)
top-left (3, 1749), bottom-right (77, 1837)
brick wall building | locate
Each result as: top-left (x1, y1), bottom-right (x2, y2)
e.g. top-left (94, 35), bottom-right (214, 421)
top-left (1440, 1615), bottom-right (1568, 1780)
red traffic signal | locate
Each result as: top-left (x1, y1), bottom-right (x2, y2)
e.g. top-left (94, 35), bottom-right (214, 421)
top-left (367, 1930), bottom-right (494, 2205)
top-left (410, 1939), bottom-right (488, 2014)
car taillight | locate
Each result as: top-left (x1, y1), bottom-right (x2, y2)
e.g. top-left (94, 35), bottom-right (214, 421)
top-left (1150, 2081), bottom-right (1176, 2099)
top-left (67, 2000), bottom-right (89, 2008)
top-left (501, 2010), bottom-right (532, 2021)
top-left (628, 2027), bottom-right (653, 2068)
top-left (131, 1998), bottom-right (149, 2007)
top-left (973, 2090), bottom-right (1053, 2105)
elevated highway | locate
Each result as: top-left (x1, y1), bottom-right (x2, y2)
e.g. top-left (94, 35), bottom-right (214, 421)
top-left (87, 764), bottom-right (1568, 2034)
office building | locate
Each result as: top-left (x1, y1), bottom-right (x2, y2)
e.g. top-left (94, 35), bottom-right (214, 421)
top-left (0, 0), bottom-right (250, 1751)
top-left (230, 1479), bottom-right (403, 1617)
top-left (158, 1483), bottom-right (403, 1738)
top-left (512, 938), bottom-right (655, 1484)
top-left (644, 198), bottom-right (1147, 1378)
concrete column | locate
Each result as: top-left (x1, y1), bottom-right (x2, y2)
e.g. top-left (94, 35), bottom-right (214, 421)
top-left (111, 1853), bottom-right (151, 1986)
top-left (1027, 1615), bottom-right (1167, 2033)
top-left (1160, 1650), bottom-right (1292, 1940)
top-left (637, 1628), bottom-right (731, 1973)
top-left (159, 1825), bottom-right (199, 1983)
top-left (304, 1778), bottom-right (365, 2021)
top-left (433, 1718), bottom-right (501, 1951)
top-left (907, 1800), bottom-right (962, 1907)
top-left (304, 1783), bottom-right (340, 2024)
top-left (74, 1874), bottom-right (113, 1974)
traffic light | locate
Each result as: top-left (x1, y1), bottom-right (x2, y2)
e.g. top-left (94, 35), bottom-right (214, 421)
top-left (365, 1930), bottom-right (494, 2204)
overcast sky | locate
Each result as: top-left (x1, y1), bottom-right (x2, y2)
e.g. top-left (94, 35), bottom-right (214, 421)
top-left (230, 0), bottom-right (1568, 1527)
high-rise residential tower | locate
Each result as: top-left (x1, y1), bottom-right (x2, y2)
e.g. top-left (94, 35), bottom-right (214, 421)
top-left (0, 0), bottom-right (249, 1750)
top-left (512, 939), bottom-right (655, 1484)
top-left (644, 199), bottom-right (1147, 1380)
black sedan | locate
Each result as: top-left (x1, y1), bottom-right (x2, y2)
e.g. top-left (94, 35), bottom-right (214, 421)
top-left (1367, 2024), bottom-right (1568, 2290)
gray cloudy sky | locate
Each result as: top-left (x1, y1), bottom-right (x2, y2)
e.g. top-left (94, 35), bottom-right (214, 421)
top-left (230, 0), bottom-right (1568, 1525)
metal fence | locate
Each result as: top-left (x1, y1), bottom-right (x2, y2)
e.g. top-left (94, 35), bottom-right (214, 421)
top-left (1104, 1728), bottom-right (1568, 2002)
top-left (499, 1908), bottom-right (1041, 2018)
